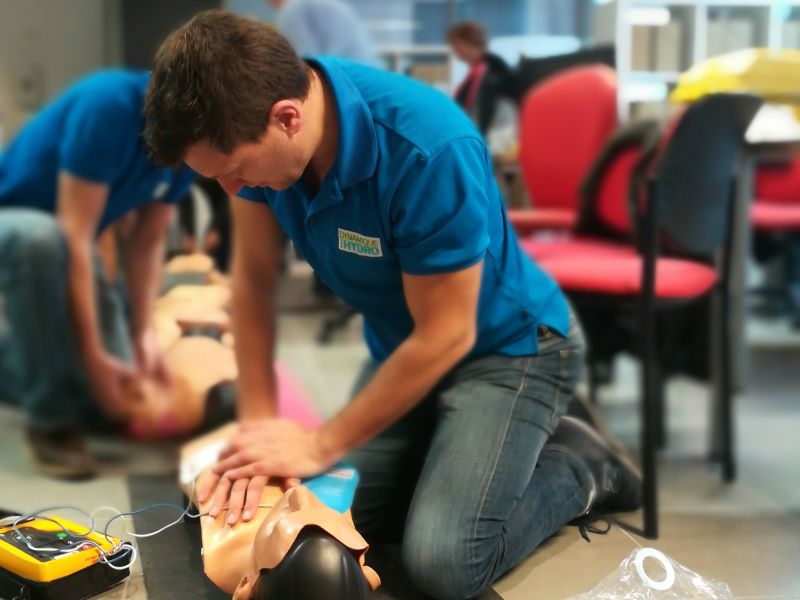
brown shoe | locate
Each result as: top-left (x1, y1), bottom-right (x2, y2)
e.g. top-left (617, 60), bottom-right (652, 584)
top-left (26, 427), bottom-right (96, 480)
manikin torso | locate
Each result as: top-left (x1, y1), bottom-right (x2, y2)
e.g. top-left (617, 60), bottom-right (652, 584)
top-left (179, 426), bottom-right (380, 597)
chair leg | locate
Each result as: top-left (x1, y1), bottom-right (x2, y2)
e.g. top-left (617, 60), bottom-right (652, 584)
top-left (654, 363), bottom-right (667, 450)
top-left (788, 237), bottom-right (800, 329)
top-left (720, 286), bottom-right (736, 483)
top-left (641, 312), bottom-right (659, 539)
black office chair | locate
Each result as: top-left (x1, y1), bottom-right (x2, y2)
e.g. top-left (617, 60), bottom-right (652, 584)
top-left (537, 93), bottom-right (762, 538)
top-left (515, 44), bottom-right (615, 100)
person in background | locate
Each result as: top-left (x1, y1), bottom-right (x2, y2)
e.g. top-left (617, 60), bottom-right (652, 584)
top-left (267, 0), bottom-right (378, 307)
top-left (448, 21), bottom-right (518, 137)
top-left (0, 70), bottom-right (196, 479)
top-left (268, 0), bottom-right (377, 66)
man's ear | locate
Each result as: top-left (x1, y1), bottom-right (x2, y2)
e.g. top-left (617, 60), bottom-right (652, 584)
top-left (270, 100), bottom-right (302, 136)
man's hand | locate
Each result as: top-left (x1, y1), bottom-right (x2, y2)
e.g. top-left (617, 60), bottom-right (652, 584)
top-left (84, 352), bottom-right (139, 421)
top-left (133, 326), bottom-right (172, 386)
top-left (198, 419), bottom-right (330, 524)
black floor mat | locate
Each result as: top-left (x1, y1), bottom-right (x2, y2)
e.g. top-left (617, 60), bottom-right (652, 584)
top-left (129, 474), bottom-right (227, 600)
top-left (128, 475), bottom-right (502, 599)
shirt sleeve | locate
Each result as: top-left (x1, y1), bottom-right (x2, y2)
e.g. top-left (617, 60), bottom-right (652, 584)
top-left (390, 137), bottom-right (491, 275)
top-left (59, 94), bottom-right (139, 185)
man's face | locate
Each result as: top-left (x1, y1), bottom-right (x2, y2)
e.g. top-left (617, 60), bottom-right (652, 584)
top-left (450, 40), bottom-right (477, 64)
top-left (185, 123), bottom-right (309, 197)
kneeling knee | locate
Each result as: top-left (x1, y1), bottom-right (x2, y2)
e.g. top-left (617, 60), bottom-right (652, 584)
top-left (402, 526), bottom-right (484, 600)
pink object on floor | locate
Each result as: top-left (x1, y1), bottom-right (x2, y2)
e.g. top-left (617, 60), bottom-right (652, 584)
top-left (275, 362), bottom-right (321, 427)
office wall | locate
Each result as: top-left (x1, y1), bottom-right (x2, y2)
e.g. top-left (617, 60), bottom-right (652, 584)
top-left (0, 0), bottom-right (120, 140)
top-left (122, 0), bottom-right (221, 69)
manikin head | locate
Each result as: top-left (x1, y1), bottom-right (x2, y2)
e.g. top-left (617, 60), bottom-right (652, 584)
top-left (126, 336), bottom-right (238, 440)
top-left (145, 10), bottom-right (322, 197)
top-left (232, 486), bottom-right (379, 600)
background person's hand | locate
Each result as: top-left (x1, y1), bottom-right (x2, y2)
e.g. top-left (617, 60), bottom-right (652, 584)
top-left (134, 326), bottom-right (172, 387)
top-left (85, 351), bottom-right (140, 421)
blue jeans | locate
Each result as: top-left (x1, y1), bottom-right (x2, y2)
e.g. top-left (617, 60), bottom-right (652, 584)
top-left (0, 209), bottom-right (131, 431)
top-left (345, 314), bottom-right (591, 600)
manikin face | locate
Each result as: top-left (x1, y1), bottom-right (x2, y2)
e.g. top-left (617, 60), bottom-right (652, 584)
top-left (184, 99), bottom-right (312, 197)
top-left (127, 336), bottom-right (238, 440)
top-left (126, 375), bottom-right (199, 439)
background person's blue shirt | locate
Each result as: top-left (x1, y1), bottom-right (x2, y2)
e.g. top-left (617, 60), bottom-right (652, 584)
top-left (276, 0), bottom-right (377, 66)
top-left (0, 70), bottom-right (196, 232)
top-left (239, 58), bottom-right (569, 362)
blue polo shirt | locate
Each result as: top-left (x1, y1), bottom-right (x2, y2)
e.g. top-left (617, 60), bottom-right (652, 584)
top-left (0, 70), bottom-right (195, 232)
top-left (239, 58), bottom-right (569, 361)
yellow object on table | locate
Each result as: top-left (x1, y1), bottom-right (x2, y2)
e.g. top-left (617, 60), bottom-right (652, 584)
top-left (671, 48), bottom-right (800, 109)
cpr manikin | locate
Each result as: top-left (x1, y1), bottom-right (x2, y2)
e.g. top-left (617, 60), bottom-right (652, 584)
top-left (180, 426), bottom-right (381, 598)
top-left (124, 254), bottom-right (237, 439)
top-left (124, 332), bottom-right (319, 440)
top-left (126, 335), bottom-right (237, 439)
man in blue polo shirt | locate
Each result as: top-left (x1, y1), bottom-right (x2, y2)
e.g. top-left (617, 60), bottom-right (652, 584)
top-left (145, 12), bottom-right (640, 599)
top-left (0, 70), bottom-right (195, 478)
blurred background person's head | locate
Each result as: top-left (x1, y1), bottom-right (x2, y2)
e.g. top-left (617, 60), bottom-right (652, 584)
top-left (447, 21), bottom-right (487, 66)
top-left (266, 0), bottom-right (377, 67)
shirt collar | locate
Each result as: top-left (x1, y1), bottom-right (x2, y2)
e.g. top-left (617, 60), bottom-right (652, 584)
top-left (307, 58), bottom-right (378, 190)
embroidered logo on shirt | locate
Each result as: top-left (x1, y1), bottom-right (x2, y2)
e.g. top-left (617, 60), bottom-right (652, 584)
top-left (338, 228), bottom-right (383, 257)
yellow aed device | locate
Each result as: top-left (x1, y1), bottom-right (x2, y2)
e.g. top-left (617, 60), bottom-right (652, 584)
top-left (0, 512), bottom-right (129, 600)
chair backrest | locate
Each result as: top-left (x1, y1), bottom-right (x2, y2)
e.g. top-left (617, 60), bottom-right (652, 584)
top-left (515, 45), bottom-right (616, 99)
top-left (576, 119), bottom-right (662, 239)
top-left (649, 93), bottom-right (763, 256)
top-left (755, 155), bottom-right (800, 205)
top-left (518, 64), bottom-right (618, 212)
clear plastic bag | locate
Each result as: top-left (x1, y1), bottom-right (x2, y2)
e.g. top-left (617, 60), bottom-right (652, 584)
top-left (567, 548), bottom-right (733, 599)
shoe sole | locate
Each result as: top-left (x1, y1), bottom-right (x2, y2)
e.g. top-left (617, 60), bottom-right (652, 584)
top-left (25, 444), bottom-right (96, 481)
top-left (565, 416), bottom-right (643, 481)
top-left (569, 396), bottom-right (631, 459)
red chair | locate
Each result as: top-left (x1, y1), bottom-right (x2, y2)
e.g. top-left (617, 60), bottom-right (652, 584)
top-left (752, 156), bottom-right (800, 326)
top-left (520, 119), bottom-right (662, 265)
top-left (516, 120), bottom-right (662, 404)
top-left (539, 94), bottom-right (763, 538)
top-left (509, 65), bottom-right (618, 235)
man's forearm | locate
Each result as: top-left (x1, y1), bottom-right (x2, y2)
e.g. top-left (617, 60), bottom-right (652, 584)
top-left (66, 239), bottom-right (104, 360)
top-left (125, 231), bottom-right (166, 338)
top-left (232, 274), bottom-right (278, 420)
top-left (318, 328), bottom-right (474, 460)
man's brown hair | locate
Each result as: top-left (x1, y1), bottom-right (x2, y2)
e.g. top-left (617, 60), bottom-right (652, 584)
top-left (144, 10), bottom-right (311, 166)
top-left (446, 21), bottom-right (487, 49)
